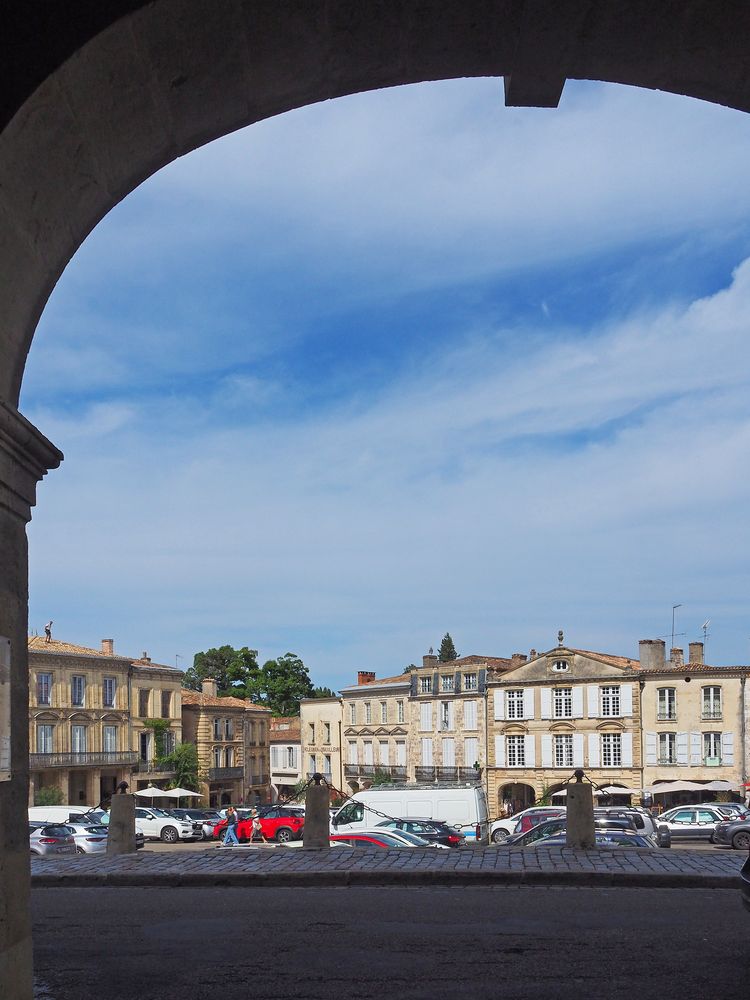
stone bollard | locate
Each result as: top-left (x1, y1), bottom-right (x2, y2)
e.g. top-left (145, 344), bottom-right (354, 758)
top-left (107, 793), bottom-right (137, 855)
top-left (566, 770), bottom-right (595, 849)
top-left (303, 774), bottom-right (330, 849)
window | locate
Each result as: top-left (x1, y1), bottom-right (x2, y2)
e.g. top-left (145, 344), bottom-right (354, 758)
top-left (224, 747), bottom-right (234, 767)
top-left (553, 687), bottom-right (572, 719)
top-left (36, 724), bottom-right (53, 753)
top-left (420, 676), bottom-right (431, 693)
top-left (702, 687), bottom-right (722, 720)
top-left (657, 688), bottom-right (676, 721)
top-left (554, 734), bottom-right (573, 768)
top-left (600, 686), bottom-right (620, 718)
top-left (658, 732), bottom-right (676, 764)
top-left (213, 747), bottom-right (222, 769)
top-left (380, 702), bottom-right (387, 724)
top-left (71, 675), bottom-right (85, 707)
top-left (36, 673), bottom-right (52, 705)
top-left (349, 703), bottom-right (356, 725)
top-left (224, 718), bottom-right (233, 740)
top-left (213, 718), bottom-right (221, 740)
top-left (103, 676), bottom-right (117, 708)
top-left (601, 733), bottom-right (622, 767)
top-left (553, 660), bottom-right (569, 672)
top-left (506, 690), bottom-right (524, 720)
top-left (397, 700), bottom-right (404, 723)
top-left (138, 689), bottom-right (150, 718)
top-left (103, 725), bottom-right (118, 753)
top-left (464, 673), bottom-right (477, 690)
top-left (506, 735), bottom-right (526, 767)
top-left (441, 675), bottom-right (454, 692)
top-left (703, 732), bottom-right (721, 763)
top-left (71, 725), bottom-right (87, 754)
top-left (161, 690), bottom-right (171, 718)
top-left (324, 722), bottom-right (331, 743)
top-left (364, 702), bottom-right (372, 724)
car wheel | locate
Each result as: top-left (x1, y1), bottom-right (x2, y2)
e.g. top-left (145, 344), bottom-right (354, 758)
top-left (491, 829), bottom-right (509, 844)
top-left (275, 827), bottom-right (293, 843)
top-left (160, 826), bottom-right (179, 843)
top-left (732, 831), bottom-right (750, 850)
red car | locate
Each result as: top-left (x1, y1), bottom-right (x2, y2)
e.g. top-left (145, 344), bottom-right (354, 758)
top-left (213, 806), bottom-right (305, 843)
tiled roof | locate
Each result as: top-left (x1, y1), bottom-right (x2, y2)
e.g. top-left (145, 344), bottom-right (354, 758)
top-left (27, 637), bottom-right (125, 658)
top-left (181, 689), bottom-right (269, 711)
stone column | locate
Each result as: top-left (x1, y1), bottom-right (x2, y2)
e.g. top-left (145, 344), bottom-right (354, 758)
top-left (0, 401), bottom-right (62, 1000)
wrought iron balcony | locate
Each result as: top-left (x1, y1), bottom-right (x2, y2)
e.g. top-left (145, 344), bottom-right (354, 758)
top-left (30, 751), bottom-right (139, 769)
top-left (415, 766), bottom-right (481, 783)
top-left (207, 766), bottom-right (244, 780)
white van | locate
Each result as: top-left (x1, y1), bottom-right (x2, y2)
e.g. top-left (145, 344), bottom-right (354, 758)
top-left (331, 785), bottom-right (489, 845)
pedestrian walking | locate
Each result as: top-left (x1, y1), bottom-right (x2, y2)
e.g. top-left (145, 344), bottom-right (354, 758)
top-left (223, 805), bottom-right (240, 847)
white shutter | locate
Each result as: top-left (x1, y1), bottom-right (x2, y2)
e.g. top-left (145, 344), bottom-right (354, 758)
top-left (677, 732), bottom-right (690, 765)
top-left (721, 732), bottom-right (734, 765)
top-left (587, 685), bottom-right (599, 718)
top-left (571, 687), bottom-right (584, 719)
top-left (588, 733), bottom-right (600, 767)
top-left (495, 735), bottom-right (505, 768)
top-left (420, 703), bottom-right (431, 731)
top-left (464, 737), bottom-right (479, 768)
top-left (541, 734), bottom-right (553, 768)
top-left (442, 738), bottom-right (455, 767)
top-left (464, 700), bottom-right (477, 730)
top-left (524, 735), bottom-right (536, 768)
top-left (645, 732), bottom-right (657, 765)
top-left (494, 690), bottom-right (504, 721)
top-left (689, 732), bottom-right (701, 765)
top-left (447, 702), bottom-right (455, 730)
top-left (540, 688), bottom-right (551, 720)
top-left (573, 734), bottom-right (585, 768)
top-left (621, 685), bottom-right (633, 717)
top-left (524, 690), bottom-right (535, 720)
top-left (621, 732), bottom-right (633, 767)
top-left (421, 738), bottom-right (433, 766)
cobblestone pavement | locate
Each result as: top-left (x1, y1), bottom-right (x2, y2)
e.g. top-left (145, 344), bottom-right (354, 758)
top-left (30, 843), bottom-right (746, 889)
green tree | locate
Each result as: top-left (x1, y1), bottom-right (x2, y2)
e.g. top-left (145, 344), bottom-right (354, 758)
top-left (438, 633), bottom-right (458, 662)
top-left (261, 652), bottom-right (314, 716)
top-left (161, 743), bottom-right (200, 791)
top-left (183, 645), bottom-right (262, 700)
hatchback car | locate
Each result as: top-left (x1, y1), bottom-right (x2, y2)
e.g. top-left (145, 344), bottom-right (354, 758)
top-left (655, 806), bottom-right (725, 841)
top-left (374, 818), bottom-right (465, 848)
top-left (29, 824), bottom-right (76, 857)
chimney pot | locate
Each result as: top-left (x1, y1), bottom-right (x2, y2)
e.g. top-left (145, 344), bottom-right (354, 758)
top-left (101, 639), bottom-right (114, 655)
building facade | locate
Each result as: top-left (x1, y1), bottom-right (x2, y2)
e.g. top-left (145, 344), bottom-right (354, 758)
top-left (300, 696), bottom-right (344, 792)
top-left (269, 716), bottom-right (301, 801)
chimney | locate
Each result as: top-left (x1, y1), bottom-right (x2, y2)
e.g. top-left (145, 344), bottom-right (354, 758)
top-left (357, 671), bottom-right (376, 685)
top-left (638, 639), bottom-right (666, 670)
top-left (688, 642), bottom-right (704, 665)
top-left (510, 652), bottom-right (528, 669)
top-left (202, 678), bottom-right (218, 697)
top-left (670, 647), bottom-right (684, 669)
top-left (422, 649), bottom-right (438, 670)
top-left (101, 639), bottom-right (114, 656)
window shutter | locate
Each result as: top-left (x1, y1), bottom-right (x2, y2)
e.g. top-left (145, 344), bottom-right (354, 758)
top-left (447, 702), bottom-right (455, 730)
top-left (573, 734), bottom-right (585, 768)
top-left (494, 690), bottom-right (505, 721)
top-left (689, 732), bottom-right (701, 765)
top-left (588, 733), bottom-right (600, 767)
top-left (524, 689), bottom-right (535, 720)
top-left (721, 732), bottom-right (734, 765)
top-left (645, 732), bottom-right (657, 765)
top-left (541, 734), bottom-right (553, 768)
top-left (420, 703), bottom-right (431, 731)
top-left (677, 732), bottom-right (690, 765)
top-left (571, 687), bottom-right (584, 718)
top-left (621, 685), bottom-right (633, 717)
top-left (621, 732), bottom-right (633, 767)
top-left (587, 685), bottom-right (599, 718)
top-left (540, 688), bottom-right (551, 720)
top-left (524, 734), bottom-right (536, 768)
top-left (495, 735), bottom-right (505, 768)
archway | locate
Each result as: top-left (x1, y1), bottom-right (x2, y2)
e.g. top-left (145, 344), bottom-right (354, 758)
top-left (4, 4), bottom-right (750, 995)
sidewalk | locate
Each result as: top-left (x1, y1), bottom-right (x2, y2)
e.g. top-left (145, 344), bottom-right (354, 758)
top-left (30, 844), bottom-right (746, 890)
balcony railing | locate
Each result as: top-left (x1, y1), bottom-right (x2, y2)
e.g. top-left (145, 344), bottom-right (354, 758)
top-left (415, 766), bottom-right (481, 783)
top-left (30, 751), bottom-right (139, 769)
top-left (701, 709), bottom-right (722, 720)
top-left (207, 766), bottom-right (244, 780)
top-left (656, 711), bottom-right (676, 721)
top-left (344, 765), bottom-right (407, 781)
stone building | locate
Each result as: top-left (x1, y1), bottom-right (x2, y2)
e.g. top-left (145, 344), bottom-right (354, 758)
top-left (269, 716), bottom-right (301, 801)
top-left (640, 639), bottom-right (748, 805)
top-left (339, 672), bottom-right (410, 792)
top-left (300, 696), bottom-right (344, 792)
top-left (407, 651), bottom-right (511, 785)
top-left (487, 640), bottom-right (643, 815)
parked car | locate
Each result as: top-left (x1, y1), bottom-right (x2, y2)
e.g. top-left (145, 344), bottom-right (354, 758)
top-left (533, 831), bottom-right (660, 849)
top-left (490, 807), bottom-right (564, 843)
top-left (329, 830), bottom-right (419, 849)
top-left (374, 818), bottom-right (465, 848)
top-left (713, 817), bottom-right (750, 851)
top-left (214, 806), bottom-right (305, 843)
top-left (29, 824), bottom-right (76, 857)
top-left (654, 806), bottom-right (725, 841)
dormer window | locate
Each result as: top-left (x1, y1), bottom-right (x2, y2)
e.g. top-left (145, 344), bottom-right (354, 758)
top-left (553, 660), bottom-right (569, 672)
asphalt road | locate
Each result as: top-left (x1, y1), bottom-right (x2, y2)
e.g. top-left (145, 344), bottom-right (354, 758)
top-left (32, 885), bottom-right (749, 999)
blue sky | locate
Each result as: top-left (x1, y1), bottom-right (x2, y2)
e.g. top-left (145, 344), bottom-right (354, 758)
top-left (21, 78), bottom-right (750, 689)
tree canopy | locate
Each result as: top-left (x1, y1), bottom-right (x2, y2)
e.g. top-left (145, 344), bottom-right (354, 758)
top-left (438, 633), bottom-right (458, 662)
